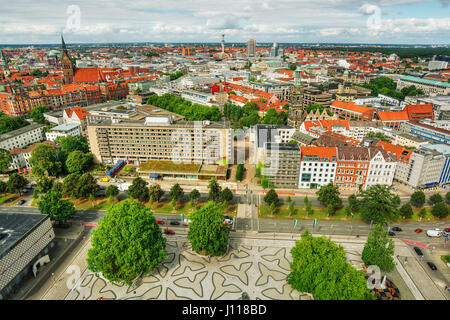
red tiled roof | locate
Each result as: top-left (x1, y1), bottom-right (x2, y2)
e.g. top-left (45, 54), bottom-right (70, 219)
top-left (331, 101), bottom-right (374, 115)
top-left (376, 141), bottom-right (412, 164)
top-left (300, 146), bottom-right (337, 161)
top-left (376, 111), bottom-right (408, 122)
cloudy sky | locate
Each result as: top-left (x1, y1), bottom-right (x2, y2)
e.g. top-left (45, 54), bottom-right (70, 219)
top-left (0, 0), bottom-right (449, 44)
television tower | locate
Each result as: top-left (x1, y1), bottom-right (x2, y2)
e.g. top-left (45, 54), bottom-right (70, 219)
top-left (221, 34), bottom-right (225, 54)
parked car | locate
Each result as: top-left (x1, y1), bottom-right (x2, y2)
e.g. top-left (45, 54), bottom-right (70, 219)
top-left (427, 262), bottom-right (437, 270)
top-left (224, 216), bottom-right (233, 225)
top-left (170, 221), bottom-right (180, 226)
top-left (426, 229), bottom-right (443, 237)
top-left (164, 228), bottom-right (175, 235)
top-left (156, 220), bottom-right (165, 225)
top-left (392, 227), bottom-right (402, 232)
top-left (110, 179), bottom-right (116, 183)
top-left (414, 228), bottom-right (423, 233)
top-left (17, 200), bottom-right (26, 205)
top-left (445, 228), bottom-right (450, 233)
top-left (388, 231), bottom-right (396, 236)
top-left (413, 247), bottom-right (424, 257)
top-left (98, 186), bottom-right (105, 190)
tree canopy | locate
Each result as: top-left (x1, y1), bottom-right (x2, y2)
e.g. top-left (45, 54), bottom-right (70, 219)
top-left (264, 188), bottom-right (279, 206)
top-left (287, 230), bottom-right (374, 300)
top-left (38, 190), bottom-right (75, 226)
top-left (147, 93), bottom-right (222, 121)
top-left (208, 178), bottom-right (222, 202)
top-left (0, 148), bottom-right (12, 173)
top-left (169, 183), bottom-right (184, 202)
top-left (87, 199), bottom-right (167, 286)
top-left (431, 202), bottom-right (449, 219)
top-left (410, 191), bottom-right (426, 207)
top-left (66, 151), bottom-right (93, 174)
top-left (29, 105), bottom-right (50, 124)
top-left (361, 224), bottom-right (396, 272)
top-left (0, 112), bottom-right (30, 135)
top-left (127, 177), bottom-right (149, 202)
top-left (149, 183), bottom-right (164, 203)
top-left (316, 182), bottom-right (342, 214)
top-left (187, 202), bottom-right (230, 256)
top-left (55, 135), bottom-right (90, 154)
top-left (75, 173), bottom-right (98, 198)
top-left (7, 173), bottom-right (28, 195)
top-left (358, 185), bottom-right (400, 224)
top-left (29, 144), bottom-right (62, 176)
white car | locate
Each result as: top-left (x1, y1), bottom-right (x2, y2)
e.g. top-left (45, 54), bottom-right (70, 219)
top-left (224, 218), bottom-right (233, 225)
top-left (426, 229), bottom-right (443, 237)
top-left (182, 219), bottom-right (192, 226)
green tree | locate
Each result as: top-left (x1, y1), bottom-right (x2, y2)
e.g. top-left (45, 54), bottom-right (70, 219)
top-left (62, 173), bottom-right (79, 197)
top-left (428, 193), bottom-right (443, 206)
top-left (264, 188), bottom-right (279, 206)
top-left (220, 187), bottom-right (233, 203)
top-left (149, 183), bottom-right (164, 203)
top-left (235, 164), bottom-right (244, 181)
top-left (89, 193), bottom-right (95, 207)
top-left (0, 112), bottom-right (30, 135)
top-left (288, 201), bottom-right (296, 217)
top-left (55, 135), bottom-right (89, 154)
top-left (304, 196), bottom-right (309, 206)
top-left (29, 144), bottom-right (62, 177)
top-left (66, 151), bottom-right (93, 174)
top-left (52, 181), bottom-right (63, 194)
top-left (410, 191), bottom-right (426, 207)
top-left (127, 177), bottom-right (149, 202)
top-left (169, 183), bottom-right (184, 203)
top-left (316, 182), bottom-right (342, 214)
top-left (32, 189), bottom-right (38, 199)
top-left (446, 192), bottom-right (450, 204)
top-left (261, 176), bottom-right (269, 189)
top-left (207, 178), bottom-right (221, 202)
top-left (189, 188), bottom-right (201, 207)
top-left (87, 199), bottom-right (167, 286)
top-left (287, 230), bottom-right (374, 300)
top-left (431, 202), bottom-right (449, 219)
top-left (362, 224), bottom-right (396, 272)
top-left (358, 185), bottom-right (400, 224)
top-left (0, 148), bottom-right (12, 173)
top-left (7, 173), bottom-right (28, 195)
top-left (75, 173), bottom-right (98, 198)
top-left (38, 190), bottom-right (75, 226)
top-left (36, 176), bottom-right (54, 194)
top-left (105, 185), bottom-right (119, 199)
top-left (399, 202), bottom-right (414, 219)
top-left (0, 180), bottom-right (8, 195)
top-left (187, 202), bottom-right (230, 256)
top-left (348, 194), bottom-right (360, 213)
top-left (29, 105), bottom-right (49, 124)
top-left (419, 207), bottom-right (428, 219)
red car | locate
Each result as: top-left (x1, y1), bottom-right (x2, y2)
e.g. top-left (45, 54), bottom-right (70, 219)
top-left (156, 220), bottom-right (165, 225)
top-left (164, 228), bottom-right (175, 235)
top-left (414, 228), bottom-right (423, 233)
top-left (445, 228), bottom-right (450, 233)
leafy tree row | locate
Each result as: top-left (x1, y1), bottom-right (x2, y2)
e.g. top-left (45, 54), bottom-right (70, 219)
top-left (0, 112), bottom-right (30, 135)
top-left (147, 93), bottom-right (222, 121)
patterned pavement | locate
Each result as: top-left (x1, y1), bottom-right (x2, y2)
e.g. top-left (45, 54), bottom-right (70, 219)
top-left (64, 239), bottom-right (319, 300)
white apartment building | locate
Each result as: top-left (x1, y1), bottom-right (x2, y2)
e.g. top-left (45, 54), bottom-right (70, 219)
top-left (45, 123), bottom-right (81, 142)
top-left (364, 149), bottom-right (397, 190)
top-left (0, 124), bottom-right (45, 151)
top-left (298, 146), bottom-right (337, 189)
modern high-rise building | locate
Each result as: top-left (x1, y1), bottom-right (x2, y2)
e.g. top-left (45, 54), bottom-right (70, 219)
top-left (247, 39), bottom-right (256, 57)
top-left (270, 42), bottom-right (279, 57)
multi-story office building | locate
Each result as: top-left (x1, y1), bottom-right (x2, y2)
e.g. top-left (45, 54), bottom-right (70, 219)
top-left (263, 143), bottom-right (301, 188)
top-left (420, 144), bottom-right (450, 186)
top-left (303, 88), bottom-right (333, 108)
top-left (0, 213), bottom-right (55, 300)
top-left (298, 146), bottom-right (337, 189)
top-left (252, 124), bottom-right (296, 164)
top-left (397, 75), bottom-right (450, 96)
top-left (397, 147), bottom-right (445, 188)
top-left (87, 115), bottom-right (232, 166)
top-left (247, 39), bottom-right (256, 57)
top-left (400, 121), bottom-right (450, 145)
top-left (330, 101), bottom-right (374, 121)
top-left (0, 124), bottom-right (45, 151)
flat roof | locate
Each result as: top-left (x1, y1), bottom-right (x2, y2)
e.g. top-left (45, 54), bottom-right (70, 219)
top-left (50, 123), bottom-right (80, 132)
top-left (400, 75), bottom-right (450, 88)
top-left (0, 123), bottom-right (45, 142)
top-left (0, 213), bottom-right (49, 260)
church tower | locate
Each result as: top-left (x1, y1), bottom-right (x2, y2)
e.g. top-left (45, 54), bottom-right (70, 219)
top-left (61, 35), bottom-right (75, 84)
top-left (0, 50), bottom-right (11, 78)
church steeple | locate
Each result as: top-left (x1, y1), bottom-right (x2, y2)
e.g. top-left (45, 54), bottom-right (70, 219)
top-left (61, 34), bottom-right (75, 84)
top-left (0, 50), bottom-right (10, 78)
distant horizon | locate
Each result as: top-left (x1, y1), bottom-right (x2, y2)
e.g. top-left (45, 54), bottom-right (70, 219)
top-left (1, 41), bottom-right (449, 48)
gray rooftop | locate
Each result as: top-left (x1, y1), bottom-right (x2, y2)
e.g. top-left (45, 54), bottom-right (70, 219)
top-left (0, 123), bottom-right (45, 142)
top-left (0, 213), bottom-right (49, 260)
top-left (50, 123), bottom-right (80, 132)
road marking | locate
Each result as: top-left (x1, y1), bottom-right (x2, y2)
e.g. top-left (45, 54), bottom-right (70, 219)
top-left (401, 239), bottom-right (428, 248)
top-left (83, 222), bottom-right (98, 226)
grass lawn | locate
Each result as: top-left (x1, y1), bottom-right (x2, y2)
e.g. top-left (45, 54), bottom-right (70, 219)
top-left (259, 204), bottom-right (363, 222)
top-left (31, 195), bottom-right (237, 217)
top-left (146, 201), bottom-right (237, 217)
top-left (139, 160), bottom-right (201, 173)
top-left (259, 204), bottom-right (449, 222)
top-left (6, 194), bottom-right (25, 206)
top-left (0, 193), bottom-right (18, 205)
top-left (440, 255), bottom-right (449, 265)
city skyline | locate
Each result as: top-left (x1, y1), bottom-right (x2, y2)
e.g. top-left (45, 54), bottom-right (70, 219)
top-left (1, 0), bottom-right (449, 45)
